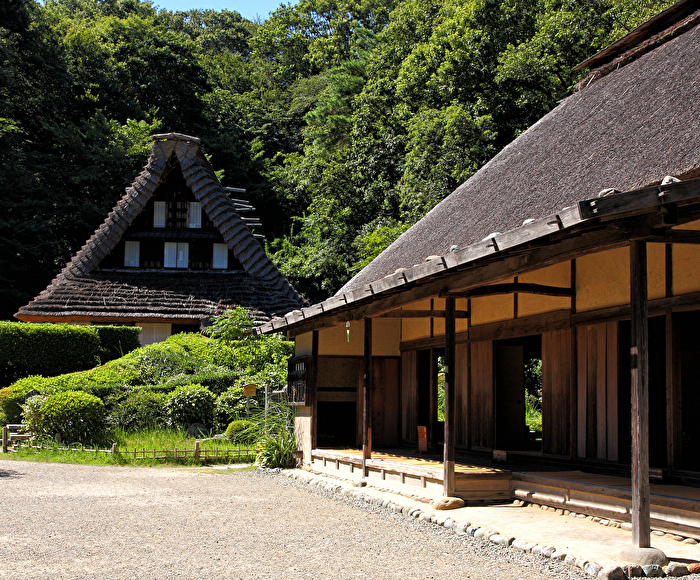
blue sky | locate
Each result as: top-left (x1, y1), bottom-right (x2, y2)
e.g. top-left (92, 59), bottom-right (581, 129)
top-left (151, 0), bottom-right (295, 21)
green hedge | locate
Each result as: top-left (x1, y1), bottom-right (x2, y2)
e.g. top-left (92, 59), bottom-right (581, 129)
top-left (95, 326), bottom-right (141, 364)
top-left (0, 322), bottom-right (141, 386)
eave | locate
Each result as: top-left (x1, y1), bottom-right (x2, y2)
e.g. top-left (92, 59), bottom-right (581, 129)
top-left (257, 177), bottom-right (700, 337)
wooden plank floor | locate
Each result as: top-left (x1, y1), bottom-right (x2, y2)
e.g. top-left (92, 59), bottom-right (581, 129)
top-left (516, 470), bottom-right (700, 502)
top-left (328, 448), bottom-right (509, 475)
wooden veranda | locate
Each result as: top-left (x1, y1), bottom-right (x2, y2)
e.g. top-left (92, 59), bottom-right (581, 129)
top-left (309, 448), bottom-right (700, 538)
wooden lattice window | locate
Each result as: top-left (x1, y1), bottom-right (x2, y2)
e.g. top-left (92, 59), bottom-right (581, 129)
top-left (288, 356), bottom-right (312, 406)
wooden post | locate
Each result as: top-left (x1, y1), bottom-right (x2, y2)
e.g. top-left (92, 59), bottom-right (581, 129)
top-left (443, 297), bottom-right (456, 497)
top-left (630, 240), bottom-right (651, 548)
top-left (363, 317), bottom-right (373, 477)
top-left (111, 442), bottom-right (117, 454)
top-left (194, 440), bottom-right (201, 461)
top-left (2, 426), bottom-right (7, 453)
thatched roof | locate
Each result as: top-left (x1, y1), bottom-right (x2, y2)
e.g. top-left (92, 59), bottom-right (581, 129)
top-left (340, 3), bottom-right (700, 294)
top-left (16, 271), bottom-right (303, 324)
top-left (16, 133), bottom-right (306, 323)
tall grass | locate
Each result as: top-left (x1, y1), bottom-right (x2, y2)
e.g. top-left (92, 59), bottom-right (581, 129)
top-left (8, 428), bottom-right (256, 467)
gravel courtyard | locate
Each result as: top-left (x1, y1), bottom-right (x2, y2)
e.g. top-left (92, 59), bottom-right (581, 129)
top-left (0, 460), bottom-right (588, 579)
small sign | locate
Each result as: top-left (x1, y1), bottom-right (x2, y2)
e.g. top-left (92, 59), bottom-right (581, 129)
top-left (243, 383), bottom-right (257, 397)
top-left (417, 426), bottom-right (428, 452)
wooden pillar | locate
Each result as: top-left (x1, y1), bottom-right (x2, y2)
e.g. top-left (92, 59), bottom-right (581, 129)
top-left (363, 318), bottom-right (373, 477)
top-left (630, 240), bottom-right (651, 548)
top-left (443, 297), bottom-right (456, 497)
top-left (311, 330), bottom-right (319, 450)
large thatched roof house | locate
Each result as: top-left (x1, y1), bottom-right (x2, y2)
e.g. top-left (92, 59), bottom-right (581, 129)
top-left (15, 133), bottom-right (306, 343)
top-left (258, 0), bottom-right (700, 554)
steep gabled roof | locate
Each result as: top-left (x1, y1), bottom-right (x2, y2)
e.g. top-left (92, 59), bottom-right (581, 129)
top-left (15, 133), bottom-right (307, 322)
top-left (339, 9), bottom-right (700, 294)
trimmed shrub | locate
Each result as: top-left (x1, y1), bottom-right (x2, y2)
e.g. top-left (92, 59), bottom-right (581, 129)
top-left (34, 391), bottom-right (106, 443)
top-left (164, 384), bottom-right (215, 429)
top-left (0, 377), bottom-right (48, 423)
top-left (109, 390), bottom-right (167, 431)
top-left (95, 326), bottom-right (141, 364)
top-left (0, 322), bottom-right (143, 386)
top-left (165, 367), bottom-right (241, 397)
top-left (225, 419), bottom-right (255, 444)
top-left (0, 322), bottom-right (101, 385)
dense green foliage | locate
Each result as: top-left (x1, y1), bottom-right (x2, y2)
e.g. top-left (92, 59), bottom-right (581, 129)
top-left (164, 383), bottom-right (215, 429)
top-left (0, 322), bottom-right (140, 386)
top-left (225, 419), bottom-right (256, 444)
top-left (26, 391), bottom-right (106, 443)
top-left (2, 0), bottom-right (674, 314)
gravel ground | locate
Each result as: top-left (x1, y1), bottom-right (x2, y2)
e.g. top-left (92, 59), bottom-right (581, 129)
top-left (0, 460), bottom-right (589, 580)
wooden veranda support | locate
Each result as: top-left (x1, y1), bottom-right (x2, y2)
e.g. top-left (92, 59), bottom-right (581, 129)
top-left (630, 239), bottom-right (650, 548)
top-left (443, 297), bottom-right (456, 497)
top-left (362, 317), bottom-right (373, 477)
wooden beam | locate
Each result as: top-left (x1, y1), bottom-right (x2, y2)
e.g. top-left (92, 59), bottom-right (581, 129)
top-left (287, 224), bottom-right (630, 337)
top-left (646, 229), bottom-right (700, 244)
top-left (630, 240), bottom-right (651, 549)
top-left (443, 297), bottom-right (456, 497)
top-left (442, 282), bottom-right (574, 299)
top-left (375, 310), bottom-right (470, 319)
top-left (363, 318), bottom-right (372, 477)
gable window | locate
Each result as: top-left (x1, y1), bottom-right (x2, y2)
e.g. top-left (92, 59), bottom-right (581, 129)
top-left (153, 201), bottom-right (166, 228)
top-left (188, 202), bottom-right (202, 229)
top-left (124, 241), bottom-right (140, 268)
top-left (212, 243), bottom-right (228, 269)
top-left (164, 242), bottom-right (189, 268)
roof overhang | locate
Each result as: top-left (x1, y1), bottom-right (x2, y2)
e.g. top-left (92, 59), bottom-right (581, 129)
top-left (258, 177), bottom-right (700, 337)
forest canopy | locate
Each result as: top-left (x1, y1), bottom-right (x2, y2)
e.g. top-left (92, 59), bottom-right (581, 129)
top-left (1, 0), bottom-right (674, 318)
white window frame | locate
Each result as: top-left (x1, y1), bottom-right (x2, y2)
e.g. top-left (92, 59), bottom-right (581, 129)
top-left (164, 242), bottom-right (189, 269)
top-left (124, 241), bottom-right (140, 268)
top-left (212, 243), bottom-right (228, 269)
top-left (188, 202), bottom-right (202, 229)
top-left (153, 201), bottom-right (166, 228)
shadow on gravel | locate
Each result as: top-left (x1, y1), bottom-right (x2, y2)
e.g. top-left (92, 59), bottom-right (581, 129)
top-left (0, 468), bottom-right (23, 479)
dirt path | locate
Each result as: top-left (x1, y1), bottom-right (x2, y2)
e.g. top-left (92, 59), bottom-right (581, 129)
top-left (0, 460), bottom-right (587, 579)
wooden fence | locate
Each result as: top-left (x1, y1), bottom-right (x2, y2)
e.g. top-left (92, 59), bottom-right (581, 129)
top-left (3, 425), bottom-right (255, 463)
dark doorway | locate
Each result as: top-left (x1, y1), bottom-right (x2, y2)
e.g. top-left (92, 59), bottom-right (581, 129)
top-left (495, 336), bottom-right (542, 451)
top-left (317, 402), bottom-right (356, 447)
top-left (618, 316), bottom-right (667, 467)
top-left (675, 310), bottom-right (700, 471)
top-left (417, 348), bottom-right (445, 447)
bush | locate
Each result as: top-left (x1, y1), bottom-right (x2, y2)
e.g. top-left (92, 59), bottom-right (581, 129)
top-left (225, 419), bottom-right (255, 444)
top-left (164, 384), bottom-right (215, 429)
top-left (0, 322), bottom-right (142, 386)
top-left (109, 390), bottom-right (167, 431)
top-left (165, 367), bottom-right (241, 397)
top-left (0, 322), bottom-right (101, 385)
top-left (0, 377), bottom-right (48, 424)
top-left (213, 387), bottom-right (258, 431)
top-left (247, 399), bottom-right (297, 468)
top-left (95, 326), bottom-right (141, 364)
top-left (31, 391), bottom-right (106, 444)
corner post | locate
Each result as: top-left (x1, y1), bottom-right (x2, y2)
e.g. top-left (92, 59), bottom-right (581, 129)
top-left (363, 317), bottom-right (373, 478)
top-left (443, 297), bottom-right (456, 497)
top-left (630, 240), bottom-right (650, 548)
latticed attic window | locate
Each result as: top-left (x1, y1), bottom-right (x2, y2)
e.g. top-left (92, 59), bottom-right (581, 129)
top-left (188, 202), bottom-right (202, 228)
top-left (124, 241), bottom-right (140, 268)
top-left (212, 243), bottom-right (228, 269)
top-left (153, 201), bottom-right (166, 228)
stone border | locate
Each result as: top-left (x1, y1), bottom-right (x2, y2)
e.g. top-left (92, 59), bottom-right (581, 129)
top-left (280, 469), bottom-right (700, 580)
